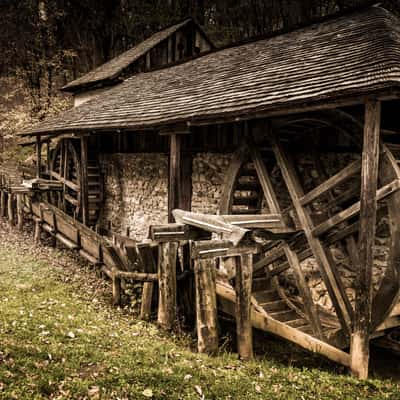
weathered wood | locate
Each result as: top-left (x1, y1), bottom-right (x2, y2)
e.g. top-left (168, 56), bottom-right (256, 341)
top-left (34, 219), bottom-right (41, 244)
top-left (222, 214), bottom-right (283, 229)
top-left (235, 254), bottom-right (253, 360)
top-left (194, 258), bottom-right (219, 355)
top-left (247, 134), bottom-right (324, 339)
top-left (140, 282), bottom-right (154, 321)
top-left (284, 245), bottom-right (324, 339)
top-left (112, 276), bottom-right (122, 306)
top-left (168, 134), bottom-right (181, 222)
top-left (191, 240), bottom-right (259, 259)
top-left (220, 145), bottom-right (250, 214)
top-left (300, 159), bottom-right (361, 206)
top-left (313, 179), bottom-right (400, 237)
top-left (35, 135), bottom-right (42, 178)
top-left (270, 132), bottom-right (353, 333)
top-left (113, 271), bottom-right (158, 281)
top-left (350, 100), bottom-right (381, 379)
top-left (216, 282), bottom-right (351, 367)
top-left (80, 136), bottom-right (89, 226)
top-left (16, 194), bottom-right (24, 230)
top-left (371, 145), bottom-right (400, 330)
top-left (149, 223), bottom-right (211, 242)
top-left (157, 241), bottom-right (178, 330)
top-left (7, 193), bottom-right (14, 225)
top-left (0, 190), bottom-right (5, 217)
top-left (173, 209), bottom-right (248, 246)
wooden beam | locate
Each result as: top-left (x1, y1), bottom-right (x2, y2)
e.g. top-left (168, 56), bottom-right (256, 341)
top-left (313, 179), bottom-right (400, 237)
top-left (235, 254), bottom-right (254, 360)
top-left (269, 133), bottom-right (353, 334)
top-left (35, 135), bottom-right (42, 178)
top-left (168, 134), bottom-right (181, 223)
top-left (350, 100), bottom-right (381, 379)
top-left (194, 258), bottom-right (219, 355)
top-left (80, 136), bottom-right (89, 226)
top-left (216, 283), bottom-right (351, 367)
top-left (157, 241), bottom-right (178, 330)
top-left (300, 159), bottom-right (361, 206)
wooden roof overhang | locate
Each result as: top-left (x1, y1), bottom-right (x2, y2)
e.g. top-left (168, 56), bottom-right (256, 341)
top-left (20, 6), bottom-right (400, 139)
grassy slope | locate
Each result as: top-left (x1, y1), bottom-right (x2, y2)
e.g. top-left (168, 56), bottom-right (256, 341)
top-left (0, 226), bottom-right (399, 399)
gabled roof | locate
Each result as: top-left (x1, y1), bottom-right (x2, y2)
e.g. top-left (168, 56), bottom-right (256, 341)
top-left (22, 7), bottom-right (400, 136)
top-left (62, 17), bottom-right (213, 93)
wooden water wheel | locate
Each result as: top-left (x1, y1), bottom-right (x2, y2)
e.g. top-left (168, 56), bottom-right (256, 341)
top-left (48, 138), bottom-right (102, 226)
top-left (220, 110), bottom-right (400, 348)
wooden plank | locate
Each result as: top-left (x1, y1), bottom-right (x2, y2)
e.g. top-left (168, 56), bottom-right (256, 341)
top-left (168, 134), bottom-right (181, 223)
top-left (300, 160), bottom-right (361, 206)
top-left (350, 100), bottom-right (381, 379)
top-left (149, 223), bottom-right (211, 242)
top-left (35, 135), bottom-right (42, 178)
top-left (216, 282), bottom-right (350, 367)
top-left (80, 136), bottom-right (89, 226)
top-left (284, 245), bottom-right (324, 339)
top-left (191, 240), bottom-right (259, 259)
top-left (270, 132), bottom-right (353, 334)
top-left (113, 271), bottom-right (158, 281)
top-left (194, 258), bottom-right (219, 355)
top-left (221, 214), bottom-right (283, 229)
top-left (173, 209), bottom-right (248, 246)
top-left (157, 241), bottom-right (178, 330)
top-left (313, 179), bottom-right (400, 237)
top-left (235, 254), bottom-right (253, 360)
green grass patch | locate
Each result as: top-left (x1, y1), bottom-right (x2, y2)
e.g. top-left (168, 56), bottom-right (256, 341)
top-left (0, 245), bottom-right (400, 399)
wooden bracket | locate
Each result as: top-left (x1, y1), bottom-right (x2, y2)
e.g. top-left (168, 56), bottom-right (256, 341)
top-left (191, 240), bottom-right (260, 260)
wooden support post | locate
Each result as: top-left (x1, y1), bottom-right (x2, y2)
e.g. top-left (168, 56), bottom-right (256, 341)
top-left (7, 193), bottom-right (14, 225)
top-left (112, 276), bottom-right (122, 306)
top-left (350, 100), bottom-right (381, 379)
top-left (235, 253), bottom-right (253, 360)
top-left (140, 283), bottom-right (154, 320)
top-left (46, 140), bottom-right (51, 173)
top-left (80, 136), bottom-right (89, 226)
top-left (0, 190), bottom-right (5, 217)
top-left (34, 219), bottom-right (41, 244)
top-left (194, 258), bottom-right (219, 355)
top-left (168, 134), bottom-right (181, 222)
top-left (35, 135), bottom-right (42, 178)
top-left (157, 241), bottom-right (178, 330)
top-left (16, 194), bottom-right (23, 230)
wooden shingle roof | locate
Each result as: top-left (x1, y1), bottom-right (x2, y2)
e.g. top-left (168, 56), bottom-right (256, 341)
top-left (22, 7), bottom-right (400, 136)
top-left (62, 18), bottom-right (210, 92)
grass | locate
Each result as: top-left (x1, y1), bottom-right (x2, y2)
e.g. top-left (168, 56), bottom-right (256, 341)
top-left (0, 233), bottom-right (400, 399)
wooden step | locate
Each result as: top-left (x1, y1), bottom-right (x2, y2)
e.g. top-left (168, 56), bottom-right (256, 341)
top-left (235, 182), bottom-right (260, 191)
top-left (253, 289), bottom-right (280, 302)
top-left (261, 299), bottom-right (287, 313)
top-left (269, 309), bottom-right (299, 322)
top-left (286, 318), bottom-right (309, 328)
top-left (252, 278), bottom-right (270, 292)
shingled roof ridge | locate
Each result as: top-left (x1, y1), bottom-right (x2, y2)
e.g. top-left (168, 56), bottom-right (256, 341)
top-left (62, 16), bottom-right (212, 92)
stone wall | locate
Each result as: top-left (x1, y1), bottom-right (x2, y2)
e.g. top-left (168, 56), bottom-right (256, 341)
top-left (191, 153), bottom-right (232, 214)
top-left (100, 152), bottom-right (232, 239)
top-left (100, 153), bottom-right (168, 240)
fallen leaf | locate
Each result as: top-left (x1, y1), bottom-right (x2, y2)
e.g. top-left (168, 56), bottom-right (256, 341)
top-left (142, 388), bottom-right (153, 397)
